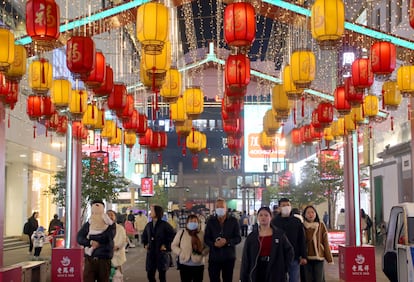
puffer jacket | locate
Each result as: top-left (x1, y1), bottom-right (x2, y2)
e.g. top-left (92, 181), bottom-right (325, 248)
top-left (171, 229), bottom-right (208, 265)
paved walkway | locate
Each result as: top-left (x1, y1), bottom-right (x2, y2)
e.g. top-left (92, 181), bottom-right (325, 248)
top-left (3, 238), bottom-right (389, 281)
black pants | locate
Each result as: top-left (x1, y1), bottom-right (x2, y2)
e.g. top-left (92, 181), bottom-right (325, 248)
top-left (179, 264), bottom-right (204, 282)
top-left (208, 259), bottom-right (235, 282)
top-left (83, 256), bottom-right (111, 282)
top-left (28, 234), bottom-right (34, 252)
top-left (147, 268), bottom-right (166, 282)
top-left (241, 225), bottom-right (248, 237)
top-left (34, 247), bottom-right (42, 257)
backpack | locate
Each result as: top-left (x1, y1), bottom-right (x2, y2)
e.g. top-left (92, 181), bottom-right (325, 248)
top-left (366, 216), bottom-right (373, 228)
top-left (23, 222), bottom-right (31, 235)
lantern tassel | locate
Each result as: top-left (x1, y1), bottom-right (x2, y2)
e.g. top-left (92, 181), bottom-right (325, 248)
top-left (7, 111), bottom-right (10, 128)
top-left (369, 126), bottom-right (372, 139)
top-left (382, 90), bottom-right (385, 110)
top-left (408, 103), bottom-right (411, 120)
top-left (79, 90), bottom-right (83, 113)
top-left (40, 58), bottom-right (46, 84)
top-left (391, 116), bottom-right (394, 131)
top-left (293, 107), bottom-right (296, 125)
top-left (33, 124), bottom-right (36, 139)
top-left (192, 154), bottom-right (198, 170)
top-left (301, 96), bottom-right (305, 117)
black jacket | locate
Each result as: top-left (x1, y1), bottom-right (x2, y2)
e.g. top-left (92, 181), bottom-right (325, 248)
top-left (28, 216), bottom-right (39, 235)
top-left (142, 219), bottom-right (176, 272)
top-left (271, 215), bottom-right (307, 260)
top-left (204, 215), bottom-right (241, 262)
top-left (240, 226), bottom-right (294, 282)
top-left (77, 222), bottom-right (116, 259)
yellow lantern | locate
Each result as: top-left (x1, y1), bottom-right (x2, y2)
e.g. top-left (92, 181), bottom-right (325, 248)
top-left (82, 104), bottom-right (98, 128)
top-left (282, 65), bottom-right (303, 100)
top-left (323, 127), bottom-right (334, 143)
top-left (397, 66), bottom-right (414, 97)
top-left (140, 61), bottom-right (164, 89)
top-left (101, 120), bottom-right (116, 139)
top-left (68, 89), bottom-right (88, 119)
top-left (351, 105), bottom-right (365, 125)
top-left (94, 109), bottom-right (106, 130)
top-left (259, 131), bottom-right (275, 151)
top-left (176, 119), bottom-right (193, 136)
top-left (109, 128), bottom-right (122, 145)
top-left (363, 94), bottom-right (379, 120)
top-left (136, 2), bottom-right (169, 55)
top-left (383, 80), bottom-right (402, 111)
top-left (160, 68), bottom-right (181, 102)
top-left (50, 79), bottom-right (71, 109)
top-left (311, 0), bottom-right (345, 49)
top-left (272, 84), bottom-right (290, 121)
top-left (331, 118), bottom-right (345, 138)
top-left (6, 44), bottom-right (26, 81)
top-left (29, 58), bottom-right (53, 95)
top-left (0, 27), bottom-right (14, 72)
top-left (186, 130), bottom-right (207, 153)
top-left (183, 86), bottom-right (204, 118)
top-left (142, 41), bottom-right (171, 80)
top-left (124, 131), bottom-right (137, 148)
top-left (290, 50), bottom-right (316, 89)
top-left (263, 109), bottom-right (281, 135)
top-left (344, 113), bottom-right (357, 132)
top-left (170, 96), bottom-right (187, 124)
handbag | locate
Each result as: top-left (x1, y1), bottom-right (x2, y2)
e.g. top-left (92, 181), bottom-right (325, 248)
top-left (176, 230), bottom-right (185, 270)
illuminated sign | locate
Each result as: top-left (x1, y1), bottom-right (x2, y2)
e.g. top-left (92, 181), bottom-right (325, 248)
top-left (141, 177), bottom-right (154, 197)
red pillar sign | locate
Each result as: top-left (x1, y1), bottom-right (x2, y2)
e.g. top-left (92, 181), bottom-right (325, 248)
top-left (52, 248), bottom-right (84, 281)
top-left (339, 245), bottom-right (376, 281)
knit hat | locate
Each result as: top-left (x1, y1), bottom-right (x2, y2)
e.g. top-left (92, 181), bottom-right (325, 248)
top-left (37, 226), bottom-right (45, 232)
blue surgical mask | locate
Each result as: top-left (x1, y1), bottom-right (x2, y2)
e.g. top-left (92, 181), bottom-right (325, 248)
top-left (187, 222), bottom-right (198, 230)
top-left (216, 208), bottom-right (226, 217)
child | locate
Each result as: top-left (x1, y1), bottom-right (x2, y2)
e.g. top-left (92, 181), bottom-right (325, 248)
top-left (85, 201), bottom-right (113, 256)
top-left (31, 226), bottom-right (49, 259)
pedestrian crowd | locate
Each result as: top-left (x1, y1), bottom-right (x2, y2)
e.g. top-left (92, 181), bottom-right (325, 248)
top-left (24, 198), bottom-right (373, 282)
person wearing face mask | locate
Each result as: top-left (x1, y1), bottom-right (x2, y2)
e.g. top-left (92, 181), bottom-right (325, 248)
top-left (271, 198), bottom-right (307, 282)
top-left (204, 198), bottom-right (242, 282)
top-left (171, 214), bottom-right (209, 281)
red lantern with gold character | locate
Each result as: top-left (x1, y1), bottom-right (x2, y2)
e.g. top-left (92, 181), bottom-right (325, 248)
top-left (42, 96), bottom-right (55, 118)
top-left (370, 41), bottom-right (396, 80)
top-left (224, 2), bottom-right (256, 49)
top-left (317, 102), bottom-right (334, 127)
top-left (291, 127), bottom-right (303, 146)
top-left (0, 73), bottom-right (11, 100)
top-left (82, 50), bottom-right (106, 89)
top-left (225, 54), bottom-right (250, 93)
top-left (66, 36), bottom-right (96, 78)
top-left (344, 76), bottom-right (364, 106)
top-left (4, 80), bottom-right (19, 109)
top-left (26, 0), bottom-right (60, 44)
top-left (27, 95), bottom-right (43, 120)
top-left (107, 83), bottom-right (127, 112)
top-left (334, 85), bottom-right (351, 115)
top-left (93, 65), bottom-right (113, 98)
top-left (117, 94), bottom-right (134, 120)
top-left (352, 57), bottom-right (373, 91)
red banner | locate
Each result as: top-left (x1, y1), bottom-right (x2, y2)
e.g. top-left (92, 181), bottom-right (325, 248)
top-left (339, 245), bottom-right (376, 281)
top-left (328, 231), bottom-right (346, 254)
top-left (141, 177), bottom-right (154, 196)
top-left (51, 248), bottom-right (84, 281)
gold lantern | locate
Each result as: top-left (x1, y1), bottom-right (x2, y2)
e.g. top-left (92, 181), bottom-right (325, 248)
top-left (186, 130), bottom-right (207, 153)
top-left (50, 79), bottom-right (71, 109)
top-left (160, 68), bottom-right (181, 102)
top-left (136, 2), bottom-right (169, 55)
top-left (109, 128), bottom-right (122, 145)
top-left (290, 50), bottom-right (316, 89)
top-left (6, 44), bottom-right (26, 81)
top-left (124, 131), bottom-right (137, 148)
top-left (142, 41), bottom-right (171, 81)
top-left (311, 0), bottom-right (345, 49)
top-left (351, 105), bottom-right (365, 125)
top-left (68, 89), bottom-right (87, 119)
top-left (170, 96), bottom-right (187, 124)
top-left (363, 94), bottom-right (379, 121)
top-left (323, 127), bottom-right (334, 144)
top-left (94, 109), bottom-right (106, 130)
top-left (101, 120), bottom-right (116, 139)
top-left (344, 113), bottom-right (357, 133)
top-left (176, 119), bottom-right (193, 136)
top-left (82, 104), bottom-right (98, 128)
top-left (263, 109), bottom-right (281, 135)
top-left (283, 65), bottom-right (303, 100)
top-left (272, 84), bottom-right (290, 121)
top-left (29, 58), bottom-right (53, 95)
top-left (183, 86), bottom-right (204, 118)
top-left (397, 65), bottom-right (414, 97)
top-left (0, 27), bottom-right (15, 72)
top-left (331, 118), bottom-right (345, 138)
top-left (140, 61), bottom-right (164, 89)
top-left (259, 131), bottom-right (275, 151)
top-left (383, 80), bottom-right (402, 111)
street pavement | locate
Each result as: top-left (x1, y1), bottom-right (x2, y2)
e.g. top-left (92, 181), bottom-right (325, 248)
top-left (3, 237), bottom-right (389, 281)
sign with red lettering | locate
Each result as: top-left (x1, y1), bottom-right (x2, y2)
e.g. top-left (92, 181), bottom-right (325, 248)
top-left (328, 231), bottom-right (346, 254)
top-left (141, 177), bottom-right (154, 196)
top-left (52, 248), bottom-right (83, 281)
top-left (339, 245), bottom-right (376, 281)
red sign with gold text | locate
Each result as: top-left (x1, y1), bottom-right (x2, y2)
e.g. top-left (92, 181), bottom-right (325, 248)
top-left (141, 177), bottom-right (154, 197)
top-left (51, 248), bottom-right (84, 281)
top-left (328, 231), bottom-right (346, 254)
top-left (339, 245), bottom-right (376, 281)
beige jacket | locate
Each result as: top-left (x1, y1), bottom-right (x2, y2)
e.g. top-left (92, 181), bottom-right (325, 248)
top-left (111, 223), bottom-right (127, 267)
top-left (303, 221), bottom-right (333, 263)
top-left (134, 215), bottom-right (148, 232)
top-left (171, 229), bottom-right (208, 265)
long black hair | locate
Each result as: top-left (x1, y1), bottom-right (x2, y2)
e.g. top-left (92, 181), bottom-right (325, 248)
top-left (152, 205), bottom-right (164, 220)
top-left (302, 205), bottom-right (320, 223)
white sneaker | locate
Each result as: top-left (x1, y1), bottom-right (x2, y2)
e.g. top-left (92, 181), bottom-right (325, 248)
top-left (129, 243), bottom-right (136, 248)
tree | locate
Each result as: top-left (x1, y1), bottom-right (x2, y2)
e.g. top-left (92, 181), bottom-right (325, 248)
top-left (46, 155), bottom-right (130, 216)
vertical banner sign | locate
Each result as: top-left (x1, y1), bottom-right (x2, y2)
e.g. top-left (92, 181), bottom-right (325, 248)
top-left (141, 177), bottom-right (154, 196)
top-left (52, 248), bottom-right (84, 281)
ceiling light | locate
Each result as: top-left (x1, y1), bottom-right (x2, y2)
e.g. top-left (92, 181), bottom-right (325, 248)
top-left (19, 154), bottom-right (27, 158)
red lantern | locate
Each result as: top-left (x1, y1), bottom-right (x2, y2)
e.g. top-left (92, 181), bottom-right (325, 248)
top-left (27, 95), bottom-right (43, 120)
top-left (139, 128), bottom-right (153, 147)
top-left (107, 83), bottom-right (127, 112)
top-left (224, 2), bottom-right (256, 48)
top-left (352, 58), bottom-right (373, 90)
top-left (344, 76), bottom-right (364, 106)
top-left (317, 102), bottom-right (334, 127)
top-left (149, 131), bottom-right (167, 151)
top-left (55, 115), bottom-right (68, 135)
top-left (82, 50), bottom-right (106, 89)
top-left (223, 117), bottom-right (243, 138)
top-left (221, 95), bottom-right (243, 120)
top-left (311, 109), bottom-right (322, 130)
top-left (136, 113), bottom-right (148, 136)
top-left (66, 36), bottom-right (96, 78)
top-left (225, 54), bottom-right (250, 93)
top-left (93, 64), bottom-right (113, 98)
top-left (370, 41), bottom-right (396, 80)
top-left (26, 0), bottom-right (60, 44)
top-left (45, 112), bottom-right (59, 131)
top-left (72, 121), bottom-right (88, 140)
top-left (123, 109), bottom-right (139, 132)
top-left (4, 80), bottom-right (19, 108)
top-left (291, 127), bottom-right (303, 146)
top-left (227, 135), bottom-right (243, 155)
top-left (303, 124), bottom-right (313, 144)
top-left (334, 85), bottom-right (351, 115)
top-left (117, 94), bottom-right (134, 120)
top-left (41, 96), bottom-right (55, 118)
top-left (0, 73), bottom-right (11, 100)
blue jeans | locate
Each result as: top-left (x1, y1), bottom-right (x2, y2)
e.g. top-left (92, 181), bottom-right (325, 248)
top-left (288, 259), bottom-right (300, 282)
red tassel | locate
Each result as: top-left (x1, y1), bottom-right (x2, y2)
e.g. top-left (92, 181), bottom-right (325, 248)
top-left (33, 124), bottom-right (36, 139)
top-left (40, 58), bottom-right (46, 84)
top-left (382, 90), bottom-right (385, 110)
top-left (192, 154), bottom-right (198, 170)
top-left (281, 126), bottom-right (284, 139)
top-left (79, 90), bottom-right (83, 113)
top-left (50, 133), bottom-right (53, 143)
top-left (182, 146), bottom-right (186, 157)
top-left (92, 102), bottom-right (95, 119)
top-left (45, 129), bottom-right (48, 137)
top-left (7, 111), bottom-right (10, 128)
top-left (391, 116), bottom-right (394, 131)
top-left (152, 67), bottom-right (156, 92)
top-left (408, 103), bottom-right (411, 120)
top-left (155, 90), bottom-right (159, 112)
top-left (301, 96), bottom-right (305, 117)
top-left (192, 127), bottom-right (195, 142)
top-left (361, 104), bottom-right (365, 118)
top-left (293, 107), bottom-right (296, 125)
top-left (369, 126), bottom-right (372, 139)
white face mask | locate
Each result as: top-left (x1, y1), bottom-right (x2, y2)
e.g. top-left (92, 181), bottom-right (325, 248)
top-left (216, 208), bottom-right (226, 217)
top-left (280, 206), bottom-right (292, 217)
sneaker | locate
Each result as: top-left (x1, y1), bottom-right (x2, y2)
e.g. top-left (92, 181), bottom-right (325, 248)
top-left (129, 243), bottom-right (136, 248)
